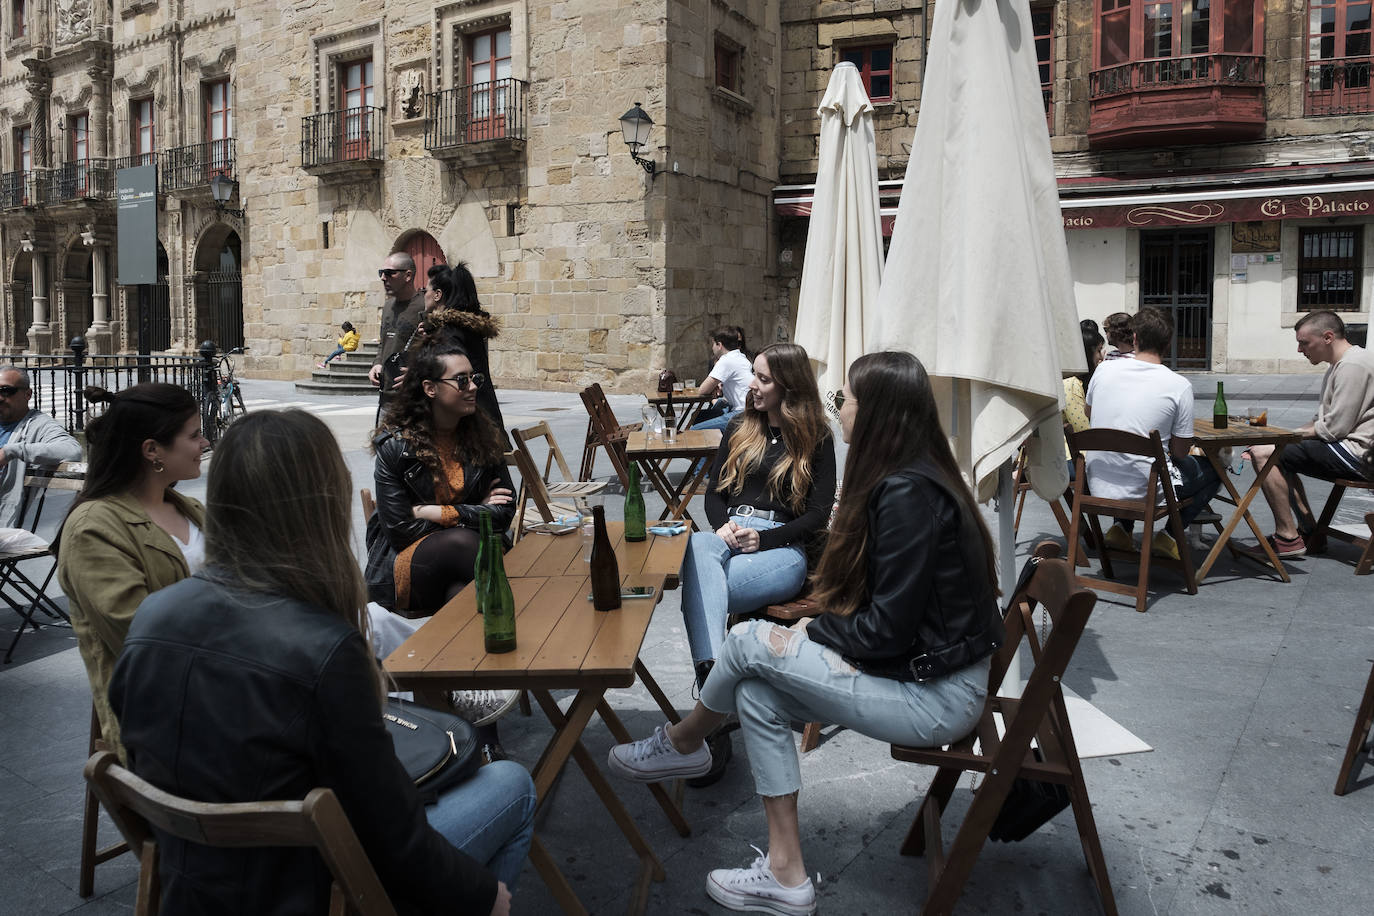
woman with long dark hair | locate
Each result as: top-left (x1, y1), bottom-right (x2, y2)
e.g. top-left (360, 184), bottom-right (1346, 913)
top-left (57, 384), bottom-right (208, 757)
top-left (423, 262), bottom-right (506, 435)
top-left (109, 410), bottom-right (535, 916)
top-left (607, 352), bottom-right (1004, 915)
top-left (676, 341), bottom-right (836, 786)
top-left (1064, 320), bottom-right (1105, 441)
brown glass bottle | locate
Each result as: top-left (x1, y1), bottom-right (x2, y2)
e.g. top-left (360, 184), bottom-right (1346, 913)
top-left (589, 505), bottom-right (621, 611)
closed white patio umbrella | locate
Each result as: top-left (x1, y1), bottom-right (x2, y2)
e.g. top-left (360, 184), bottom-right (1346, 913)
top-left (793, 62), bottom-right (885, 397)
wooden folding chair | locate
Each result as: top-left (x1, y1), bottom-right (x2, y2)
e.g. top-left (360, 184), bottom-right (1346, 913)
top-left (510, 422), bottom-right (607, 538)
top-left (78, 706), bottom-right (129, 897)
top-left (890, 544), bottom-right (1116, 916)
top-left (1308, 479), bottom-right (1374, 575)
top-left (1066, 429), bottom-right (1197, 613)
top-left (1336, 658), bottom-right (1374, 796)
top-left (2, 461), bottom-right (86, 663)
top-left (579, 383), bottom-right (639, 490)
top-left (1011, 441), bottom-right (1092, 568)
top-left (84, 750), bottom-right (398, 916)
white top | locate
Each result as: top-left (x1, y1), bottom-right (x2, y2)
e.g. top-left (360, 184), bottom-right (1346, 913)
top-left (709, 349), bottom-right (753, 410)
top-left (172, 520), bottom-right (206, 575)
top-left (1084, 358), bottom-right (1193, 501)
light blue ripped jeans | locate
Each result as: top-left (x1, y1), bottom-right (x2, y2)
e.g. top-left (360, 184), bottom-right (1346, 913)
top-left (680, 516), bottom-right (809, 666)
top-left (699, 618), bottom-right (990, 798)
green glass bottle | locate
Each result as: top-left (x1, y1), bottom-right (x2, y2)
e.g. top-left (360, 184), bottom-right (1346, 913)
top-left (1213, 381), bottom-right (1228, 430)
top-left (480, 513), bottom-right (517, 654)
top-left (474, 510), bottom-right (490, 594)
top-left (624, 461), bottom-right (646, 542)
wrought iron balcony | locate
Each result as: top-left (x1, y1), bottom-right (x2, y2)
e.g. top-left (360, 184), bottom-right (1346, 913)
top-left (160, 139), bottom-right (235, 193)
top-left (0, 170), bottom-right (41, 208)
top-left (45, 159), bottom-right (116, 203)
top-left (1088, 53), bottom-right (1265, 148)
top-left (112, 153), bottom-right (158, 172)
top-left (425, 79), bottom-right (527, 164)
top-left (301, 106), bottom-right (385, 176)
top-left (1306, 56), bottom-right (1374, 116)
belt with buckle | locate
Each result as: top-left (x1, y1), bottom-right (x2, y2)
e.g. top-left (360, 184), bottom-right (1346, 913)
top-left (729, 505), bottom-right (781, 522)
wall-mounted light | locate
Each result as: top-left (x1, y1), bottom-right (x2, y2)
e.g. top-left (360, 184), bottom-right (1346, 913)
top-left (209, 173), bottom-right (244, 218)
top-left (618, 102), bottom-right (657, 178)
top-left (19, 233), bottom-right (34, 253)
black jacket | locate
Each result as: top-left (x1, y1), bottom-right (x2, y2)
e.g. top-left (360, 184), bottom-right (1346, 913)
top-left (109, 574), bottom-right (498, 915)
top-left (806, 463), bottom-right (1004, 682)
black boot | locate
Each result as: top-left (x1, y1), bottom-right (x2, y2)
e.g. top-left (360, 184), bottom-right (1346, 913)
top-left (687, 659), bottom-right (732, 788)
top-left (694, 659), bottom-right (714, 691)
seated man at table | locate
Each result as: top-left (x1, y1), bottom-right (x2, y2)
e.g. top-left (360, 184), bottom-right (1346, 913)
top-left (692, 325), bottom-right (753, 431)
top-left (1085, 307), bottom-right (1221, 560)
top-left (1245, 310), bottom-right (1374, 558)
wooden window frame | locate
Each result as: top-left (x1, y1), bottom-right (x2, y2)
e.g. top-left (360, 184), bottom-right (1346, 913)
top-left (338, 57), bottom-right (374, 160)
top-left (15, 124), bottom-right (30, 173)
top-left (204, 79), bottom-right (232, 144)
top-left (1094, 0), bottom-right (1264, 67)
top-left (714, 37), bottom-right (741, 94)
top-left (68, 112), bottom-right (88, 162)
top-left (1298, 226), bottom-right (1364, 312)
top-left (838, 43), bottom-right (895, 102)
top-left (132, 97), bottom-right (156, 162)
top-left (1032, 5), bottom-right (1055, 124)
top-left (12, 0), bottom-right (25, 39)
top-left (1305, 0), bottom-right (1374, 114)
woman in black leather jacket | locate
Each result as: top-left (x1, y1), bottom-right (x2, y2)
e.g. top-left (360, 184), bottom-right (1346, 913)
top-left (110, 409), bottom-right (534, 916)
top-left (370, 337), bottom-right (515, 616)
top-left (607, 351), bottom-right (1005, 915)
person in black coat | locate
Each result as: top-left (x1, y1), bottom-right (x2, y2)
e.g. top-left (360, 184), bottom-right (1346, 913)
top-left (423, 262), bottom-right (507, 441)
top-left (110, 409), bottom-right (534, 916)
top-left (606, 351), bottom-right (1005, 916)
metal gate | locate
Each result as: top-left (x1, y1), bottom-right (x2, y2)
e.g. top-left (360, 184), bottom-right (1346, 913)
top-left (199, 270), bottom-right (243, 351)
top-left (1140, 229), bottom-right (1213, 370)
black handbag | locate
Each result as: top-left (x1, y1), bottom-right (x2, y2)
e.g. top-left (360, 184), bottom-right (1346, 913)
top-left (383, 698), bottom-right (482, 803)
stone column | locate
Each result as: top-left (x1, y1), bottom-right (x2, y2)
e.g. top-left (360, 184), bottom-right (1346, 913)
top-left (87, 65), bottom-right (110, 159)
top-left (23, 60), bottom-right (50, 168)
top-left (26, 244), bottom-right (53, 353)
top-left (86, 239), bottom-right (113, 353)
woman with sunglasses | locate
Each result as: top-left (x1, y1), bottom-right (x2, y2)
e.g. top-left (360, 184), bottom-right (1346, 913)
top-left (607, 352), bottom-right (1004, 915)
top-left (675, 342), bottom-right (836, 787)
top-left (370, 337), bottom-right (519, 731)
top-left (423, 263), bottom-right (507, 442)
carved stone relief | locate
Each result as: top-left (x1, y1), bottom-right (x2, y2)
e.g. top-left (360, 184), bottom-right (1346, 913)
top-left (56, 0), bottom-right (93, 46)
top-left (396, 67), bottom-right (425, 119)
top-left (386, 158), bottom-right (445, 233)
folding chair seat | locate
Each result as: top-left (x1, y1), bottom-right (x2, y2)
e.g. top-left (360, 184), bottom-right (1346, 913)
top-left (1307, 479), bottom-right (1374, 575)
top-left (2, 461), bottom-right (85, 663)
top-left (1066, 429), bottom-right (1197, 613)
top-left (84, 750), bottom-right (398, 916)
top-left (509, 421), bottom-right (607, 540)
top-left (890, 544), bottom-right (1117, 916)
top-left (1335, 658), bottom-right (1374, 796)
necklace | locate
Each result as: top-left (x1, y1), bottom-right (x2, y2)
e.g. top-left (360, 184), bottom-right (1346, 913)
top-left (768, 426), bottom-right (782, 446)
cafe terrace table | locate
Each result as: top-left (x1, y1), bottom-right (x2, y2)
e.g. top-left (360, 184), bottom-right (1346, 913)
top-left (506, 519), bottom-right (695, 590)
top-left (644, 389), bottom-right (715, 431)
top-left (1191, 418), bottom-right (1304, 582)
top-left (625, 428), bottom-right (721, 524)
top-left (385, 570), bottom-right (687, 915)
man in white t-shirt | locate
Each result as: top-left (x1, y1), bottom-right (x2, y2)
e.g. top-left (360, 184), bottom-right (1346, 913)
top-left (1085, 307), bottom-right (1220, 558)
top-left (692, 326), bottom-right (753, 431)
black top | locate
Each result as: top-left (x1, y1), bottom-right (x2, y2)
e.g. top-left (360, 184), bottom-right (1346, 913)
top-left (704, 418), bottom-right (836, 554)
top-left (374, 290), bottom-right (426, 394)
top-left (110, 574), bottom-right (497, 915)
top-left (806, 462), bottom-right (1004, 683)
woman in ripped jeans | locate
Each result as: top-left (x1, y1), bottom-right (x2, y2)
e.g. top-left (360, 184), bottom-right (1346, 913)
top-left (608, 351), bottom-right (1006, 916)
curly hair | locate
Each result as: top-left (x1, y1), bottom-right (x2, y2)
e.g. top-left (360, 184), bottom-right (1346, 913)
top-left (374, 338), bottom-right (504, 470)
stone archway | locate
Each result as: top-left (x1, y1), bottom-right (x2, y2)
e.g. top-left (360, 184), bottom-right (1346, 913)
top-left (192, 225), bottom-right (242, 351)
top-left (396, 229), bottom-right (446, 285)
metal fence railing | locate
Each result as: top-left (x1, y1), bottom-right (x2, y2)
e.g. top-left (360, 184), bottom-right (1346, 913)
top-left (1090, 53), bottom-right (1265, 98)
top-left (1306, 56), bottom-right (1374, 116)
top-left (301, 106), bottom-right (386, 167)
top-left (45, 159), bottom-right (116, 203)
top-left (425, 79), bottom-right (528, 150)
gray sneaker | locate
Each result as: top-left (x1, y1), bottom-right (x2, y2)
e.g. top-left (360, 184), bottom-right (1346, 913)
top-left (447, 689), bottom-right (519, 727)
top-left (607, 724), bottom-right (712, 782)
top-left (706, 847), bottom-right (818, 915)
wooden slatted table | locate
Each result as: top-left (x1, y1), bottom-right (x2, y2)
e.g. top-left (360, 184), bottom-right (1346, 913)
top-left (625, 428), bottom-right (720, 525)
top-left (1191, 418), bottom-right (1304, 581)
top-left (386, 565), bottom-right (692, 913)
top-left (505, 519), bottom-right (694, 589)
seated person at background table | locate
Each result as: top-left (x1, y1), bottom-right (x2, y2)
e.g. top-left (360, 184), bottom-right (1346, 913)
top-left (57, 384), bottom-right (207, 759)
top-left (0, 366), bottom-right (83, 527)
top-left (1085, 307), bottom-right (1221, 560)
top-left (692, 325), bottom-right (754, 430)
top-left (607, 351), bottom-right (1002, 916)
top-left (1244, 309), bottom-right (1374, 558)
top-left (111, 410), bottom-right (534, 916)
top-left (1103, 311), bottom-right (1135, 360)
top-left (1063, 322), bottom-right (1105, 478)
top-left (369, 338), bottom-right (520, 735)
top-left (677, 341), bottom-right (835, 788)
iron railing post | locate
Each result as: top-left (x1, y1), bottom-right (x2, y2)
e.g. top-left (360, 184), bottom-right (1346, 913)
top-left (69, 335), bottom-right (87, 433)
top-left (199, 340), bottom-right (218, 443)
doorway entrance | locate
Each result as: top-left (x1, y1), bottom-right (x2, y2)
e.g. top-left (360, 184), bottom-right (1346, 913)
top-left (1139, 229), bottom-right (1213, 370)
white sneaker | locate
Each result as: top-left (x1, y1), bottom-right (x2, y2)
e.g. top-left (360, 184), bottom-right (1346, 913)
top-left (448, 689), bottom-right (519, 727)
top-left (607, 724), bottom-right (712, 782)
top-left (706, 847), bottom-right (817, 915)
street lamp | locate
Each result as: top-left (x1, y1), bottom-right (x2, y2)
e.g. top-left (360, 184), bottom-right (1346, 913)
top-left (618, 102), bottom-right (657, 178)
top-left (209, 173), bottom-right (244, 218)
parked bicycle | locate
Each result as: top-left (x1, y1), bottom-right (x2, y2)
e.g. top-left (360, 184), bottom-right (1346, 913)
top-left (202, 347), bottom-right (247, 441)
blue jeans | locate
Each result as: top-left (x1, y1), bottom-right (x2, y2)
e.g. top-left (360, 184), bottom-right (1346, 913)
top-left (692, 408), bottom-right (739, 431)
top-left (680, 517), bottom-right (808, 666)
top-left (1118, 454), bottom-right (1221, 532)
top-left (323, 345), bottom-right (346, 364)
top-left (424, 760), bottom-right (536, 889)
top-left (700, 619), bottom-right (990, 797)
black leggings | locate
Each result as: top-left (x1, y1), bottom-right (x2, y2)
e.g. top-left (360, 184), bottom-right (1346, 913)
top-left (406, 527), bottom-right (482, 614)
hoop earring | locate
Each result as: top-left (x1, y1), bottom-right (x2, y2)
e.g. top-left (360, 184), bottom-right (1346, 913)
top-left (151, 457), bottom-right (165, 473)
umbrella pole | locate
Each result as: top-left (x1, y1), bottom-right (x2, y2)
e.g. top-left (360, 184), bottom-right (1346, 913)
top-left (998, 459), bottom-right (1022, 694)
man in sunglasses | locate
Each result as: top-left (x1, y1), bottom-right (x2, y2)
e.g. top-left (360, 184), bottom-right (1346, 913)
top-left (369, 252), bottom-right (426, 407)
top-left (0, 367), bottom-right (81, 527)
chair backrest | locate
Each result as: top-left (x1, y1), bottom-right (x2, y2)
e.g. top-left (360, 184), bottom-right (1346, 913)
top-left (360, 488), bottom-right (376, 521)
top-left (508, 435), bottom-right (556, 527)
top-left (84, 750), bottom-right (397, 916)
top-left (18, 460), bottom-right (86, 533)
top-left (579, 384), bottom-right (633, 488)
top-left (512, 420), bottom-right (576, 485)
top-left (1067, 427), bottom-right (1176, 509)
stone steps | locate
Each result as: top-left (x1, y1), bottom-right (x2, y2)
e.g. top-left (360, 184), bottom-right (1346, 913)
top-left (294, 341), bottom-right (381, 396)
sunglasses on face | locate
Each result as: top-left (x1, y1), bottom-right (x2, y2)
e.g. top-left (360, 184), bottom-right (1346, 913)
top-left (0, 385), bottom-right (26, 398)
top-left (378, 268), bottom-right (408, 278)
top-left (436, 373), bottom-right (487, 390)
top-left (828, 390), bottom-right (848, 412)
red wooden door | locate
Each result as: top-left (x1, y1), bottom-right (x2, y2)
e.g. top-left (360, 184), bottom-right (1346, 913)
top-left (404, 232), bottom-right (447, 286)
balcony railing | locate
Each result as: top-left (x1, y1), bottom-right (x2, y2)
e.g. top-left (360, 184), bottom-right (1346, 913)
top-left (112, 152), bottom-right (159, 172)
top-left (1306, 56), bottom-right (1374, 116)
top-left (1090, 53), bottom-right (1265, 98)
top-left (45, 158), bottom-right (116, 203)
top-left (0, 170), bottom-right (41, 208)
top-left (161, 139), bottom-right (235, 192)
top-left (301, 106), bottom-right (385, 169)
top-left (426, 78), bottom-right (528, 151)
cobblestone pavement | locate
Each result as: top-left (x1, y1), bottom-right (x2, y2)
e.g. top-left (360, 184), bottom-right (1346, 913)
top-left (2, 371), bottom-right (1372, 915)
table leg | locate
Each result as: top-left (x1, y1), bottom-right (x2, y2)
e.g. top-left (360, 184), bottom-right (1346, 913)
top-left (666, 459), bottom-right (711, 523)
top-left (634, 658), bottom-right (682, 724)
top-left (1195, 446), bottom-right (1290, 582)
top-left (528, 835), bottom-right (589, 916)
